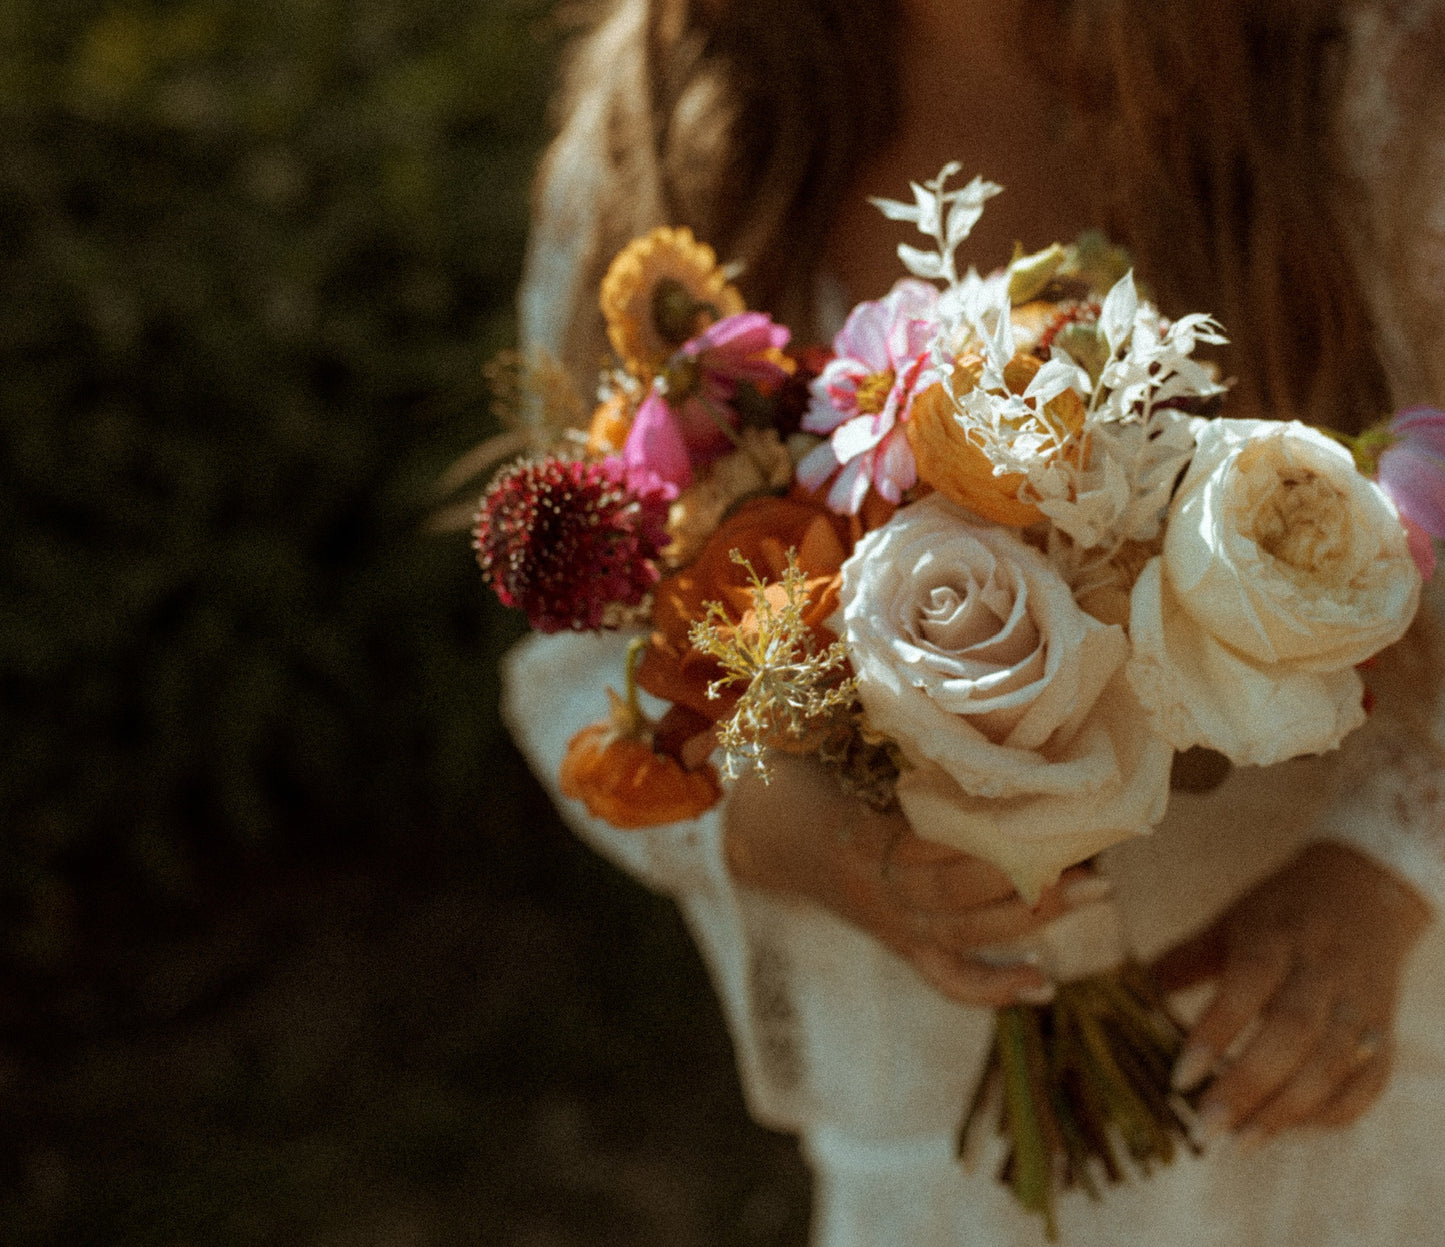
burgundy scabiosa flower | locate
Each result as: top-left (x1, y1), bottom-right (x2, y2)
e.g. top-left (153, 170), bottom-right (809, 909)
top-left (473, 455), bottom-right (672, 631)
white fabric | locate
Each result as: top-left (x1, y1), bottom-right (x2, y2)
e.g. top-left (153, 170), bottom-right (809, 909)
top-left (506, 3), bottom-right (1445, 1241)
top-left (505, 629), bottom-right (1445, 1245)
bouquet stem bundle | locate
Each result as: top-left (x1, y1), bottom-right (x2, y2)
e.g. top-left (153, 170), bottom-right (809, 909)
top-left (960, 964), bottom-right (1202, 1241)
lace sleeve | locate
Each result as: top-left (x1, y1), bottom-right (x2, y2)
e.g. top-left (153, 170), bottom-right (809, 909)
top-left (501, 632), bottom-right (812, 1130)
top-left (501, 630), bottom-right (733, 899)
top-left (1310, 577), bottom-right (1445, 911)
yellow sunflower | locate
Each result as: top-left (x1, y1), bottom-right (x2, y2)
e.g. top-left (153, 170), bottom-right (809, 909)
top-left (599, 227), bottom-right (744, 381)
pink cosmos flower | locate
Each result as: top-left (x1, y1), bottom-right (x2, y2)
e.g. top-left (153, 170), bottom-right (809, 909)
top-left (621, 311), bottom-right (792, 491)
top-left (796, 278), bottom-right (940, 513)
top-left (1376, 406), bottom-right (1445, 579)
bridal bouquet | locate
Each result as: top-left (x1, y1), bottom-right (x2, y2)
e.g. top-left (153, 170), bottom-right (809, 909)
top-left (471, 166), bottom-right (1440, 1237)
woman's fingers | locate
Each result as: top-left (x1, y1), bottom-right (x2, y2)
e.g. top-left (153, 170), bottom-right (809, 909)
top-left (924, 890), bottom-right (1071, 952)
top-left (885, 839), bottom-right (1090, 916)
top-left (1311, 1039), bottom-right (1393, 1129)
top-left (1241, 1011), bottom-right (1390, 1140)
top-left (883, 841), bottom-right (1018, 912)
top-left (828, 819), bottom-right (1108, 1008)
top-left (1158, 846), bottom-right (1425, 1146)
top-left (1173, 935), bottom-right (1291, 1096)
top-left (1152, 924), bottom-right (1227, 995)
top-left (909, 945), bottom-right (1054, 1009)
top-left (1193, 962), bottom-right (1335, 1130)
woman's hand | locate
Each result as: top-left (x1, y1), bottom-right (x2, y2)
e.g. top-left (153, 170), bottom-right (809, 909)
top-left (723, 753), bottom-right (1098, 1008)
top-left (1155, 841), bottom-right (1433, 1149)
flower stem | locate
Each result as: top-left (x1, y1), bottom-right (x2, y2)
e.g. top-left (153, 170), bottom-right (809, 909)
top-left (961, 965), bottom-right (1201, 1239)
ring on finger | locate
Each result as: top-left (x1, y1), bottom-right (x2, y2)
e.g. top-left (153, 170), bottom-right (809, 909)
top-left (1350, 1029), bottom-right (1383, 1069)
top-left (1330, 1001), bottom-right (1382, 1069)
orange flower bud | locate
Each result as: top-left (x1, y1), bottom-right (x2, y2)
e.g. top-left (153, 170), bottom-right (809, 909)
top-left (559, 723), bottom-right (722, 827)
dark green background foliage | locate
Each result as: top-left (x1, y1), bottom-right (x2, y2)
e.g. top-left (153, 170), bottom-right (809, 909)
top-left (0, 4), bottom-right (808, 1241)
top-left (1, 0), bottom-right (549, 947)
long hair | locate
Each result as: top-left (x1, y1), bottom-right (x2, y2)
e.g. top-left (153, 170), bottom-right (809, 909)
top-left (528, 0), bottom-right (1389, 431)
top-left (1063, 0), bottom-right (1388, 430)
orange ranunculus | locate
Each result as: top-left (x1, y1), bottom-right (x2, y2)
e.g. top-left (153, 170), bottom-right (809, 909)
top-left (637, 492), bottom-right (853, 723)
top-left (906, 352), bottom-right (1087, 527)
top-left (560, 721), bottom-right (722, 827)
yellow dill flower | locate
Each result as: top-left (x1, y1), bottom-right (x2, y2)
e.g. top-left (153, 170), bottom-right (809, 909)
top-left (689, 551), bottom-right (857, 782)
top-left (600, 227), bottom-right (745, 381)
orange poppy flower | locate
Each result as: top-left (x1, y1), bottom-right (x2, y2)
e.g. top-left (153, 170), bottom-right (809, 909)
top-left (559, 648), bottom-right (722, 829)
top-left (637, 492), bottom-right (853, 723)
top-left (560, 719), bottom-right (722, 828)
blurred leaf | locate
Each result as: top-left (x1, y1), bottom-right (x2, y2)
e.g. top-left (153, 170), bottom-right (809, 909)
top-left (0, 0), bottom-right (563, 942)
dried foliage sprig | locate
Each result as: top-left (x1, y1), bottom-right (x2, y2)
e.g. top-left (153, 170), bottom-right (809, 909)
top-left (430, 347), bottom-right (592, 533)
top-left (483, 347), bottom-right (588, 440)
top-left (688, 551), bottom-right (857, 781)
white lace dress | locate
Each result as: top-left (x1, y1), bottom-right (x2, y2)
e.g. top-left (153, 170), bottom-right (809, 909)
top-left (505, 4), bottom-right (1445, 1242)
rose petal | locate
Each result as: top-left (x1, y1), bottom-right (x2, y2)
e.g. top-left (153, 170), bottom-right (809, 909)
top-left (838, 495), bottom-right (1136, 815)
top-left (896, 677), bottom-right (1174, 903)
top-left (1165, 419), bottom-right (1419, 671)
top-left (1127, 556), bottom-right (1369, 766)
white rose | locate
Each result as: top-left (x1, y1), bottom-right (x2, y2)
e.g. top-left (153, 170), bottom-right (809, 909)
top-left (1127, 418), bottom-right (1421, 766)
top-left (838, 494), bottom-right (1174, 902)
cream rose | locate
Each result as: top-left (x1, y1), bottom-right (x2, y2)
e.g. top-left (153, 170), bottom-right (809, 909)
top-left (837, 494), bottom-right (1174, 902)
top-left (1127, 418), bottom-right (1421, 766)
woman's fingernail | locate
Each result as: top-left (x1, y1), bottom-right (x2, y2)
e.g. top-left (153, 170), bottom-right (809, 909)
top-left (1172, 1043), bottom-right (1215, 1091)
top-left (1016, 983), bottom-right (1057, 1006)
top-left (1062, 875), bottom-right (1114, 907)
top-left (1194, 1101), bottom-right (1231, 1144)
top-left (975, 945), bottom-right (1042, 968)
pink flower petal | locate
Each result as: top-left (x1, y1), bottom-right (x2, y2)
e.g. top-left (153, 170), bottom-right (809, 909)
top-left (887, 278), bottom-right (942, 322)
top-left (676, 392), bottom-right (740, 464)
top-left (1403, 516), bottom-right (1437, 581)
top-left (692, 310), bottom-right (790, 355)
top-left (836, 302), bottom-right (893, 371)
top-left (901, 318), bottom-right (937, 359)
top-left (623, 388), bottom-right (693, 491)
top-left (872, 427), bottom-right (918, 503)
top-left (1380, 445), bottom-right (1445, 537)
top-left (833, 411), bottom-right (892, 462)
top-left (803, 278), bottom-right (940, 515)
top-left (828, 453), bottom-right (874, 515)
top-left (801, 388), bottom-right (851, 435)
top-left (1391, 405), bottom-right (1445, 445)
top-left (796, 438), bottom-right (841, 492)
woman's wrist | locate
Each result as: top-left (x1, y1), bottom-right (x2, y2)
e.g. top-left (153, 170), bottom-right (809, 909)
top-left (1303, 839), bottom-right (1434, 947)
